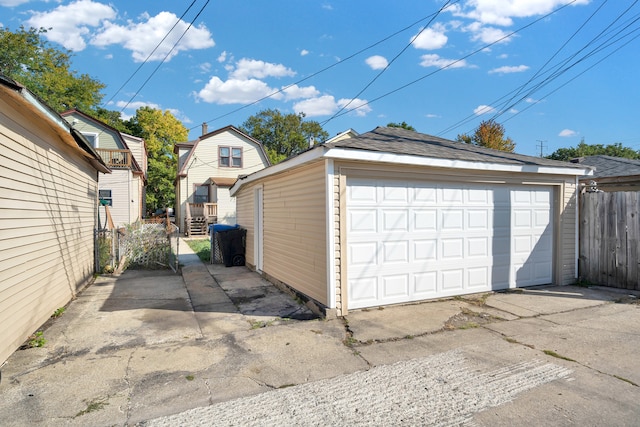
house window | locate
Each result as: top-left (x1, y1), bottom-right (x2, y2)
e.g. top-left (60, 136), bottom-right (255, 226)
top-left (99, 189), bottom-right (112, 206)
top-left (220, 147), bottom-right (242, 168)
top-left (193, 184), bottom-right (209, 203)
top-left (82, 132), bottom-right (99, 148)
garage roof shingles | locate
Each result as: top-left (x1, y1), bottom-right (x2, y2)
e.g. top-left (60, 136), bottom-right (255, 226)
top-left (324, 126), bottom-right (586, 170)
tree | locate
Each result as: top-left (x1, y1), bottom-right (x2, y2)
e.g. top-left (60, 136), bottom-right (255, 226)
top-left (126, 107), bottom-right (189, 215)
top-left (0, 26), bottom-right (105, 112)
top-left (456, 119), bottom-right (515, 152)
top-left (240, 109), bottom-right (329, 164)
top-left (387, 121), bottom-right (416, 131)
top-left (546, 139), bottom-right (640, 161)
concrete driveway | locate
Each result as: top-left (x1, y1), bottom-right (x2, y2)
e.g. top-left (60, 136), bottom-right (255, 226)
top-left (0, 241), bottom-right (639, 426)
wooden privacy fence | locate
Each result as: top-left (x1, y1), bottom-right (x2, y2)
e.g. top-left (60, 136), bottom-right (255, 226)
top-left (579, 191), bottom-right (640, 290)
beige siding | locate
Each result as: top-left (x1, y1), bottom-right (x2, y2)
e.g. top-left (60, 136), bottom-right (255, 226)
top-left (261, 161), bottom-right (327, 304)
top-left (0, 101), bottom-right (98, 364)
top-left (176, 130), bottom-right (269, 228)
top-left (63, 112), bottom-right (121, 149)
top-left (100, 169), bottom-right (133, 227)
top-left (236, 184), bottom-right (255, 265)
top-left (559, 178), bottom-right (578, 285)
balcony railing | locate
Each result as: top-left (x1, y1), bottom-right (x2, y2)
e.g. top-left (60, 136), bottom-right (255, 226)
top-left (96, 148), bottom-right (131, 168)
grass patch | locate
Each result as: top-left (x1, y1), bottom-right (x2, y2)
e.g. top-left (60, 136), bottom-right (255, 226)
top-left (249, 320), bottom-right (274, 329)
top-left (75, 397), bottom-right (109, 418)
top-left (543, 349), bottom-right (576, 362)
top-left (185, 238), bottom-right (211, 263)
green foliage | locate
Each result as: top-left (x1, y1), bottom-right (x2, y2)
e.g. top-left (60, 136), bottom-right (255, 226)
top-left (387, 121), bottom-right (416, 131)
top-left (546, 139), bottom-right (640, 161)
top-left (240, 109), bottom-right (329, 164)
top-left (456, 119), bottom-right (515, 152)
top-left (126, 107), bottom-right (188, 215)
top-left (97, 234), bottom-right (112, 273)
top-left (185, 238), bottom-right (211, 263)
top-left (0, 26), bottom-right (105, 112)
top-left (28, 331), bottom-right (46, 348)
top-left (52, 307), bottom-right (66, 318)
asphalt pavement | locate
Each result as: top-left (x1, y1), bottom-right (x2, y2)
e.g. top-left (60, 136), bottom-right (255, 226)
top-left (0, 238), bottom-right (639, 426)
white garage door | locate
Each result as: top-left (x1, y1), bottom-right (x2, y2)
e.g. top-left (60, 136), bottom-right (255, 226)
top-left (346, 178), bottom-right (554, 309)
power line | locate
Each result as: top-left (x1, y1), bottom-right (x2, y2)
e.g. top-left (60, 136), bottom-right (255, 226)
top-left (103, 0), bottom-right (200, 107)
top-left (192, 7), bottom-right (459, 131)
top-left (327, 0), bottom-right (582, 125)
top-left (321, 0), bottom-right (457, 127)
top-left (117, 0), bottom-right (210, 115)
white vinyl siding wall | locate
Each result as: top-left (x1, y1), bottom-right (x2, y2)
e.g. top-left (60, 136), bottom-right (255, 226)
top-left (0, 103), bottom-right (98, 365)
top-left (100, 169), bottom-right (131, 227)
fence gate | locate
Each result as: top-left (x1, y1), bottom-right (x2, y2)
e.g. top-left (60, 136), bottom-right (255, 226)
top-left (579, 191), bottom-right (640, 290)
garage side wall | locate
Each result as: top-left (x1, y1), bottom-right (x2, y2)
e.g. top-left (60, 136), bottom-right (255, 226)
top-left (237, 161), bottom-right (328, 305)
top-left (559, 178), bottom-right (578, 285)
top-left (0, 100), bottom-right (98, 365)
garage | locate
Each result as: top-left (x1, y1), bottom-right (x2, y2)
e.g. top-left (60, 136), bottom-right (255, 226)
top-left (346, 178), bottom-right (554, 309)
top-left (232, 126), bottom-right (591, 316)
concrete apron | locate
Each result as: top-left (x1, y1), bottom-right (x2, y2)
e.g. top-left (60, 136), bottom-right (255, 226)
top-left (0, 241), bottom-right (639, 426)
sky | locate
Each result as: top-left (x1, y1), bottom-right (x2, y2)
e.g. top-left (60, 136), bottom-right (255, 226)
top-left (1, 0), bottom-right (639, 157)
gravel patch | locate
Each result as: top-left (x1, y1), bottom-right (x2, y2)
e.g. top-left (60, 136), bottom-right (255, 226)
top-left (142, 350), bottom-right (571, 426)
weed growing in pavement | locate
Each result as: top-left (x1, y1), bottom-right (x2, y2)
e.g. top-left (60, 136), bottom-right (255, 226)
top-left (504, 337), bottom-right (535, 349)
top-left (185, 375), bottom-right (195, 381)
top-left (27, 331), bottom-right (46, 348)
top-left (249, 320), bottom-right (274, 329)
top-left (543, 350), bottom-right (576, 362)
top-left (52, 307), bottom-right (66, 318)
top-left (75, 397), bottom-right (109, 417)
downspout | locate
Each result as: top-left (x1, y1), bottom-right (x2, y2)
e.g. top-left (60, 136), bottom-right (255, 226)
top-left (575, 176), bottom-right (579, 280)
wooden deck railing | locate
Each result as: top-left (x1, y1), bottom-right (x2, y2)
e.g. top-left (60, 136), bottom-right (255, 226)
top-left (185, 202), bottom-right (217, 236)
top-left (96, 148), bottom-right (132, 168)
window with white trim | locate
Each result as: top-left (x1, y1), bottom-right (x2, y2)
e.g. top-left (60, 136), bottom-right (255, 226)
top-left (82, 132), bottom-right (99, 148)
top-left (219, 147), bottom-right (242, 168)
top-left (99, 189), bottom-right (112, 206)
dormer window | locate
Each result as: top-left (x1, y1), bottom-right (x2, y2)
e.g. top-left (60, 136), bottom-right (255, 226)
top-left (220, 147), bottom-right (242, 168)
top-left (82, 132), bottom-right (99, 148)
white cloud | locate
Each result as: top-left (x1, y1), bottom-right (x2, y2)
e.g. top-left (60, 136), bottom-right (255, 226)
top-left (293, 95), bottom-right (337, 117)
top-left (337, 98), bottom-right (371, 117)
top-left (426, 113), bottom-right (441, 118)
top-left (293, 95), bottom-right (371, 117)
top-left (474, 105), bottom-right (496, 115)
top-left (454, 0), bottom-right (590, 26)
top-left (196, 77), bottom-right (282, 104)
top-left (526, 97), bottom-right (541, 104)
top-left (322, 4), bottom-right (333, 10)
top-left (559, 129), bottom-right (577, 137)
top-left (465, 22), bottom-right (513, 44)
top-left (199, 62), bottom-right (212, 73)
top-left (412, 24), bottom-right (448, 50)
top-left (300, 49), bottom-right (310, 56)
top-left (229, 58), bottom-right (295, 80)
top-left (282, 84), bottom-right (320, 101)
top-left (419, 54), bottom-right (468, 69)
top-left (0, 0), bottom-right (30, 6)
top-left (497, 53), bottom-right (509, 59)
top-left (489, 65), bottom-right (529, 74)
top-left (217, 51), bottom-right (227, 63)
top-left (25, 0), bottom-right (116, 51)
top-left (91, 11), bottom-right (214, 62)
top-left (365, 55), bottom-right (388, 70)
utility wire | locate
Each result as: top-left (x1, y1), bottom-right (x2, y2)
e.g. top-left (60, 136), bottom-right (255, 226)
top-left (193, 6), bottom-right (458, 131)
top-left (326, 0), bottom-right (581, 124)
top-left (321, 0), bottom-right (456, 126)
top-left (118, 0), bottom-right (210, 115)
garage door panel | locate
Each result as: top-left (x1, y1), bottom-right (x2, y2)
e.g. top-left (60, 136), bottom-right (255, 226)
top-left (414, 210), bottom-right (437, 230)
top-left (346, 178), bottom-right (554, 309)
top-left (349, 209), bottom-right (377, 232)
top-left (382, 209), bottom-right (408, 231)
top-left (382, 241), bottom-right (409, 264)
top-left (383, 275), bottom-right (409, 298)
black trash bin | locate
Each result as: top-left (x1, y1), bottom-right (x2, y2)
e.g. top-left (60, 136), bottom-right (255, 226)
top-left (216, 227), bottom-right (246, 267)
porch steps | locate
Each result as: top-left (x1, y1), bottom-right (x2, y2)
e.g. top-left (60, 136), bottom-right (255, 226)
top-left (186, 216), bottom-right (208, 236)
